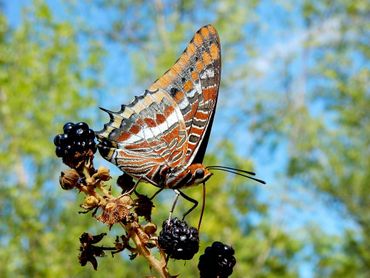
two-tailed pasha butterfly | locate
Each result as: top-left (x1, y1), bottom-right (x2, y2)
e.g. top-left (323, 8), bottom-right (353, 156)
top-left (97, 25), bottom-right (264, 221)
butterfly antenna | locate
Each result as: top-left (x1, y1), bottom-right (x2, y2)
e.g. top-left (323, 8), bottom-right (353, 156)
top-left (206, 165), bottom-right (256, 176)
top-left (206, 166), bottom-right (266, 184)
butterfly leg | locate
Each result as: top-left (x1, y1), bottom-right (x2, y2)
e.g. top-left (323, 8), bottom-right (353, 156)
top-left (176, 189), bottom-right (198, 220)
top-left (168, 190), bottom-right (181, 220)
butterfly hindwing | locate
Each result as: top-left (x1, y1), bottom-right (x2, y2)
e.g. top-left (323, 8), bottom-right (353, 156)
top-left (97, 89), bottom-right (188, 184)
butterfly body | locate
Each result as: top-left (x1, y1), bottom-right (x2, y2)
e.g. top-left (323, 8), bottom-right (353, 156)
top-left (97, 25), bottom-right (221, 189)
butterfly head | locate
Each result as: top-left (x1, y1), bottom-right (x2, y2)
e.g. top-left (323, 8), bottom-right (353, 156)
top-left (187, 164), bottom-right (213, 185)
top-left (166, 163), bottom-right (212, 189)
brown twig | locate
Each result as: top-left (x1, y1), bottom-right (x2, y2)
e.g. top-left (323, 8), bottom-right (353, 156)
top-left (122, 222), bottom-right (170, 278)
top-left (74, 158), bottom-right (171, 277)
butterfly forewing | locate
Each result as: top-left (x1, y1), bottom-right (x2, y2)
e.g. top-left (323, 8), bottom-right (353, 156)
top-left (97, 25), bottom-right (221, 187)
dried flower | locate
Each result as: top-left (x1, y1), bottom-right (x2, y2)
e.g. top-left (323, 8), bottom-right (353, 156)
top-left (59, 169), bottom-right (80, 190)
top-left (78, 232), bottom-right (107, 270)
top-left (93, 166), bottom-right (111, 182)
top-left (97, 197), bottom-right (134, 226)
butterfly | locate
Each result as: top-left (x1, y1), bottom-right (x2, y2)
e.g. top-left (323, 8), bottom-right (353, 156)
top-left (97, 25), bottom-right (264, 197)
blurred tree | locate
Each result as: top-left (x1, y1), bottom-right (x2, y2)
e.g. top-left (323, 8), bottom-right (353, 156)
top-left (0, 2), bottom-right (105, 276)
top-left (1, 0), bottom-right (367, 277)
top-left (244, 0), bottom-right (369, 276)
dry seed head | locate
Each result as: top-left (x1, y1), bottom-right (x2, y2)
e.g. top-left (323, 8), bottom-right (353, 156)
top-left (96, 197), bottom-right (132, 225)
top-left (59, 169), bottom-right (80, 190)
top-left (94, 166), bottom-right (111, 181)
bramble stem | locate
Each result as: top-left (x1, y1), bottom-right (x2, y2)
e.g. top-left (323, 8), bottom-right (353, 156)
top-left (78, 161), bottom-right (171, 277)
top-left (121, 222), bottom-right (170, 278)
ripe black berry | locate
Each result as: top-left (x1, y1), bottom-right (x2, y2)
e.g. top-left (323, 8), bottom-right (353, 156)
top-left (158, 217), bottom-right (199, 260)
top-left (55, 146), bottom-right (64, 157)
top-left (63, 122), bottom-right (75, 134)
top-left (75, 121), bottom-right (89, 131)
top-left (198, 241), bottom-right (236, 278)
top-left (54, 122), bottom-right (97, 161)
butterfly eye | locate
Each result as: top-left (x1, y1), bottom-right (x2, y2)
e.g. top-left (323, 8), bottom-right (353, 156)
top-left (194, 169), bottom-right (204, 179)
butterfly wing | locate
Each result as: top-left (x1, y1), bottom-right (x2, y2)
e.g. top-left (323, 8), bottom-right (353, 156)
top-left (149, 24), bottom-right (221, 166)
top-left (97, 25), bottom-right (221, 184)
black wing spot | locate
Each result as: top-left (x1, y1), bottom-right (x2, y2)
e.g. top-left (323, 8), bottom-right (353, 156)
top-left (189, 67), bottom-right (194, 72)
top-left (181, 77), bottom-right (186, 83)
top-left (170, 87), bottom-right (179, 96)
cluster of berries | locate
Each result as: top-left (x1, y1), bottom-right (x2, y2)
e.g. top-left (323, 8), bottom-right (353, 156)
top-left (198, 241), bottom-right (236, 277)
top-left (158, 217), bottom-right (199, 260)
top-left (54, 122), bottom-right (96, 159)
top-left (158, 218), bottom-right (236, 277)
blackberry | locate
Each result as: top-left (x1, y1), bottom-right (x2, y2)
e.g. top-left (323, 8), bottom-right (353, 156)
top-left (198, 241), bottom-right (236, 278)
top-left (63, 122), bottom-right (75, 134)
top-left (158, 217), bottom-right (199, 260)
top-left (54, 122), bottom-right (96, 166)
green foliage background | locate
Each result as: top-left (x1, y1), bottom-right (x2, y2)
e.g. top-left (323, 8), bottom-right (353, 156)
top-left (0, 0), bottom-right (368, 277)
